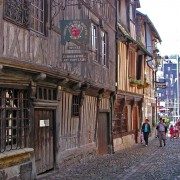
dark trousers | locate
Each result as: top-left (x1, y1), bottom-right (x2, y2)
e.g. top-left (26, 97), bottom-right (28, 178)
top-left (143, 132), bottom-right (149, 145)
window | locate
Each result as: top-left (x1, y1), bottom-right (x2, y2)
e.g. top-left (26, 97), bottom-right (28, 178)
top-left (0, 88), bottom-right (30, 153)
top-left (129, 51), bottom-right (136, 78)
top-left (4, 0), bottom-right (29, 26)
top-left (30, 0), bottom-right (45, 34)
top-left (136, 55), bottom-right (142, 80)
top-left (4, 0), bottom-right (46, 34)
top-left (91, 23), bottom-right (98, 52)
top-left (36, 86), bottom-right (57, 100)
top-left (113, 104), bottom-right (128, 136)
top-left (129, 1), bottom-right (135, 21)
top-left (101, 30), bottom-right (108, 66)
top-left (71, 95), bottom-right (80, 116)
top-left (171, 90), bottom-right (173, 96)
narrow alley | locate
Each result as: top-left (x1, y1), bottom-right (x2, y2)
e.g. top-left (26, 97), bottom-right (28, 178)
top-left (38, 138), bottom-right (180, 180)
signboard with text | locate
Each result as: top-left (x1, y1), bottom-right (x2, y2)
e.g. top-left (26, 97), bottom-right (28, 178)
top-left (155, 82), bottom-right (166, 89)
top-left (60, 20), bottom-right (90, 62)
top-left (62, 53), bottom-right (86, 62)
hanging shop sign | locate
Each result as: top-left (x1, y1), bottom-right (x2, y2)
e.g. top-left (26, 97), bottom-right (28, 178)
top-left (155, 82), bottom-right (166, 89)
top-left (60, 20), bottom-right (90, 62)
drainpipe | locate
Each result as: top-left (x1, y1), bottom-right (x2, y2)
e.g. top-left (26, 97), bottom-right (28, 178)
top-left (115, 0), bottom-right (118, 92)
top-left (112, 0), bottom-right (118, 154)
top-left (109, 92), bottom-right (115, 154)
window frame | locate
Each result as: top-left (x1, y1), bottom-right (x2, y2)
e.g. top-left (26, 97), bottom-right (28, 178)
top-left (129, 0), bottom-right (136, 22)
top-left (136, 55), bottom-right (142, 80)
top-left (128, 50), bottom-right (136, 78)
top-left (3, 0), bottom-right (47, 35)
top-left (91, 23), bottom-right (98, 53)
top-left (36, 86), bottom-right (57, 101)
top-left (101, 30), bottom-right (108, 66)
top-left (30, 0), bottom-right (46, 35)
top-left (0, 88), bottom-right (30, 153)
top-left (71, 95), bottom-right (81, 117)
top-left (3, 0), bottom-right (29, 28)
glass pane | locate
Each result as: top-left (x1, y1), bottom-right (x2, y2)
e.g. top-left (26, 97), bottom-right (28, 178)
top-left (40, 22), bottom-right (44, 34)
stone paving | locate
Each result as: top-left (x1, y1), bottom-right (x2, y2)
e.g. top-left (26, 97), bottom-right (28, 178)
top-left (38, 137), bottom-right (180, 180)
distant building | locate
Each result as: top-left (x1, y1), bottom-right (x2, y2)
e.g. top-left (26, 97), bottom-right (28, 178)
top-left (157, 55), bottom-right (180, 122)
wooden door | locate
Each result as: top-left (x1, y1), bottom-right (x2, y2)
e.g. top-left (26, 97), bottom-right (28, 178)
top-left (34, 109), bottom-right (55, 174)
top-left (97, 112), bottom-right (109, 154)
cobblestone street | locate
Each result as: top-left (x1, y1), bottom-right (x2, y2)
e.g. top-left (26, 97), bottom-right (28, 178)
top-left (38, 138), bottom-right (180, 180)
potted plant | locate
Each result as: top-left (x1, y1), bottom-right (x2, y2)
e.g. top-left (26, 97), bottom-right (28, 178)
top-left (137, 80), bottom-right (144, 89)
top-left (129, 77), bottom-right (138, 87)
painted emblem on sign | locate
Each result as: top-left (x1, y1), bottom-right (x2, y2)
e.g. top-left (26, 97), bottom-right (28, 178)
top-left (60, 20), bottom-right (90, 44)
top-left (69, 22), bottom-right (83, 39)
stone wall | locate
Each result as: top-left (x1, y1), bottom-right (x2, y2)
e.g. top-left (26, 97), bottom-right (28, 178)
top-left (0, 148), bottom-right (36, 180)
top-left (113, 134), bottom-right (136, 151)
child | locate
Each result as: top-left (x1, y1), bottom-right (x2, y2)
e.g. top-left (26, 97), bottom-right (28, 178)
top-left (169, 125), bottom-right (174, 139)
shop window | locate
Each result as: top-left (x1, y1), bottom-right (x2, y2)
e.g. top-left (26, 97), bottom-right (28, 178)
top-left (0, 88), bottom-right (30, 152)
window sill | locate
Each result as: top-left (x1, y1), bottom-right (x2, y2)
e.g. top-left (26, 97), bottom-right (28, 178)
top-left (0, 148), bottom-right (34, 169)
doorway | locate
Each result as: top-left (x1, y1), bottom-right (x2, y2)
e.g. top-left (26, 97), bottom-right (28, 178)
top-left (34, 109), bottom-right (55, 174)
top-left (97, 112), bottom-right (110, 154)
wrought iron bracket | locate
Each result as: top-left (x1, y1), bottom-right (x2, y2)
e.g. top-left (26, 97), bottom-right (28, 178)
top-left (50, 0), bottom-right (83, 27)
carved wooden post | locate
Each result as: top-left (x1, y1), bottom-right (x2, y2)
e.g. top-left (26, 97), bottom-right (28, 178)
top-left (77, 90), bottom-right (85, 147)
top-left (56, 85), bottom-right (62, 164)
top-left (109, 91), bottom-right (116, 154)
top-left (77, 82), bottom-right (90, 147)
top-left (29, 81), bottom-right (37, 148)
top-left (94, 88), bottom-right (104, 143)
top-left (0, 0), bottom-right (3, 56)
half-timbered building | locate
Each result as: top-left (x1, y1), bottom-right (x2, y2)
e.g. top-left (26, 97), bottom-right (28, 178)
top-left (0, 0), bottom-right (116, 178)
top-left (113, 0), bottom-right (161, 151)
top-left (136, 11), bottom-right (162, 129)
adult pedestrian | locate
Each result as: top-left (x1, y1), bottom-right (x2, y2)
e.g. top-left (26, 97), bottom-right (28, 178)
top-left (156, 118), bottom-right (167, 147)
top-left (141, 118), bottom-right (151, 146)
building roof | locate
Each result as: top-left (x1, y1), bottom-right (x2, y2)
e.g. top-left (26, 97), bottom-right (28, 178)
top-left (135, 0), bottom-right (141, 8)
top-left (136, 11), bottom-right (162, 43)
top-left (117, 23), bottom-right (153, 57)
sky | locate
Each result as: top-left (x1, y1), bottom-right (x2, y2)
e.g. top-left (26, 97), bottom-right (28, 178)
top-left (139, 0), bottom-right (180, 56)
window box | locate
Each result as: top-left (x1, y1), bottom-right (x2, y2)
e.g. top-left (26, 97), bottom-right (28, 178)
top-left (129, 77), bottom-right (142, 87)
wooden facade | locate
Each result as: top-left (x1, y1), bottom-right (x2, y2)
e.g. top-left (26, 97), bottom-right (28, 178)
top-left (0, 0), bottom-right (162, 178)
top-left (113, 0), bottom-right (161, 150)
top-left (136, 11), bottom-right (162, 127)
top-left (0, 0), bottom-right (116, 177)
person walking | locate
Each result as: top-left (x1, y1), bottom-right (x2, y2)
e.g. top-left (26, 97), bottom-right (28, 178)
top-left (169, 125), bottom-right (174, 140)
top-left (156, 118), bottom-right (167, 147)
top-left (141, 119), bottom-right (151, 146)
